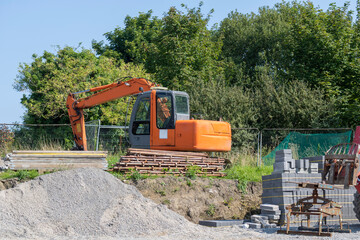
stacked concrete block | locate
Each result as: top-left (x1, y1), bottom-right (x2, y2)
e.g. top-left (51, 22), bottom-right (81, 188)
top-left (307, 155), bottom-right (325, 173)
top-left (262, 149), bottom-right (358, 227)
top-left (260, 204), bottom-right (281, 224)
top-left (249, 214), bottom-right (277, 229)
top-left (273, 149), bottom-right (296, 174)
top-left (309, 163), bottom-right (319, 173)
top-left (295, 159), bottom-right (309, 173)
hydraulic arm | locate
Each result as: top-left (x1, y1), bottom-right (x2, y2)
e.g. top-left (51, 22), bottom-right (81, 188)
top-left (66, 77), bottom-right (156, 150)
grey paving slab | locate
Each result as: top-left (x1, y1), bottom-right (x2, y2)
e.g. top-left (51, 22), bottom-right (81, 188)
top-left (198, 220), bottom-right (245, 227)
top-left (262, 209), bottom-right (281, 215)
top-left (248, 222), bottom-right (262, 229)
top-left (260, 204), bottom-right (280, 211)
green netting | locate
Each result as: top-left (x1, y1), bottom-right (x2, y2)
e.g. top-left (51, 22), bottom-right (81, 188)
top-left (262, 131), bottom-right (352, 166)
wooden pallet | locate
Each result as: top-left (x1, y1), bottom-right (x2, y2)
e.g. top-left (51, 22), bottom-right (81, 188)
top-left (113, 148), bottom-right (227, 176)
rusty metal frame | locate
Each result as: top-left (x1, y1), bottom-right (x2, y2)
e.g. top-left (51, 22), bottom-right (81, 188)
top-left (277, 182), bottom-right (350, 237)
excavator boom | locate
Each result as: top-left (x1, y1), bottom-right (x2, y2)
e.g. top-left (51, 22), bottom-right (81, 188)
top-left (66, 77), bottom-right (156, 150)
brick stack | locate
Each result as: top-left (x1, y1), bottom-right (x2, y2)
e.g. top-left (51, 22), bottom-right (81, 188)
top-left (262, 149), bottom-right (358, 227)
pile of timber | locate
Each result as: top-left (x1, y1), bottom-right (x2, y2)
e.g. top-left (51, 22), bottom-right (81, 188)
top-left (113, 148), bottom-right (228, 177)
top-left (6, 150), bottom-right (108, 171)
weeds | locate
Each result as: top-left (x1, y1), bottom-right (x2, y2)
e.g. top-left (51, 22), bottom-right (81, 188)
top-left (129, 170), bottom-right (142, 181)
top-left (155, 189), bottom-right (166, 196)
top-left (186, 179), bottom-right (192, 187)
top-left (206, 204), bottom-right (216, 216)
top-left (0, 170), bottom-right (39, 180)
top-left (185, 165), bottom-right (202, 180)
top-left (224, 197), bottom-right (233, 208)
top-left (162, 199), bottom-right (171, 205)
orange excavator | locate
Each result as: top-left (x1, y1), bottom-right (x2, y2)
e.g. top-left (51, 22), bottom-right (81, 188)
top-left (66, 77), bottom-right (231, 153)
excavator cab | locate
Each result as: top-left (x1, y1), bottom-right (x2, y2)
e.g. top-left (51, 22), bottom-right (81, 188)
top-left (129, 89), bottom-right (231, 152)
top-left (129, 90), bottom-right (190, 149)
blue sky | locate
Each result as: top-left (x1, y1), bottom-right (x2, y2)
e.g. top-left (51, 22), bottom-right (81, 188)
top-left (0, 0), bottom-right (357, 123)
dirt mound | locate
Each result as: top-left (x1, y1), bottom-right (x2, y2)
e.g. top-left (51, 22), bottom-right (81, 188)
top-left (129, 177), bottom-right (262, 223)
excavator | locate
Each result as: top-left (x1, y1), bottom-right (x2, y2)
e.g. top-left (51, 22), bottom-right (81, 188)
top-left (6, 77), bottom-right (230, 174)
top-left (65, 77), bottom-right (232, 175)
top-left (66, 77), bottom-right (231, 152)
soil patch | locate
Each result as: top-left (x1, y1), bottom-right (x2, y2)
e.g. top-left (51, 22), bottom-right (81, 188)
top-left (127, 177), bottom-right (262, 223)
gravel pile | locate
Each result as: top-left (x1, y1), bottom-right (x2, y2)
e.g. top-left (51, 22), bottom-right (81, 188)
top-left (2, 167), bottom-right (359, 240)
top-left (0, 168), bottom-right (262, 239)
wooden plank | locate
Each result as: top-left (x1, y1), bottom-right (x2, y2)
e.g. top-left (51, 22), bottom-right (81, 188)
top-left (10, 154), bottom-right (107, 158)
top-left (277, 230), bottom-right (332, 237)
top-left (9, 159), bottom-right (106, 164)
top-left (325, 154), bottom-right (356, 160)
top-left (9, 162), bottom-right (107, 170)
top-left (12, 150), bottom-right (107, 154)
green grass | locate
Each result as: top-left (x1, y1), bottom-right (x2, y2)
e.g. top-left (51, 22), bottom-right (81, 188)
top-left (224, 165), bottom-right (273, 182)
top-left (0, 170), bottom-right (39, 180)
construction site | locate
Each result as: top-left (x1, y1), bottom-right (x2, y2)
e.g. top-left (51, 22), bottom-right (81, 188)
top-left (1, 77), bottom-right (360, 239)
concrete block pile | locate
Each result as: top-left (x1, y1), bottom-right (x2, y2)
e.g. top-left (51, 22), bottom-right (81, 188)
top-left (262, 149), bottom-right (357, 227)
top-left (248, 204), bottom-right (280, 229)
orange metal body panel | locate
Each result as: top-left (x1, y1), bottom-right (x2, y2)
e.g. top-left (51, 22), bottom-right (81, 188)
top-left (175, 120), bottom-right (231, 152)
top-left (150, 90), bottom-right (176, 147)
top-left (150, 119), bottom-right (231, 152)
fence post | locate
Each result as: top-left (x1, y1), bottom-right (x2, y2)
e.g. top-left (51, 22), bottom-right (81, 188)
top-left (257, 131), bottom-right (260, 166)
top-left (260, 131), bottom-right (263, 166)
top-left (96, 120), bottom-right (101, 151)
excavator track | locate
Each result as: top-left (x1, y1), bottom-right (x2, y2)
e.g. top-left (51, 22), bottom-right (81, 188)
top-left (113, 148), bottom-right (228, 176)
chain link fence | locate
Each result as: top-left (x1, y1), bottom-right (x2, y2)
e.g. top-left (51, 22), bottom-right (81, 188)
top-left (0, 123), bottom-right (354, 167)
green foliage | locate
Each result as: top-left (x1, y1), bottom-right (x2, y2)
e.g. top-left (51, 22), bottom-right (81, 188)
top-left (92, 10), bottom-right (162, 65)
top-left (218, 1), bottom-right (360, 128)
top-left (0, 125), bottom-right (14, 155)
top-left (15, 46), bottom-right (150, 125)
top-left (11, 125), bottom-right (73, 150)
top-left (185, 165), bottom-right (202, 180)
top-left (186, 179), bottom-right (193, 187)
top-left (149, 3), bottom-right (222, 90)
top-left (106, 152), bottom-right (123, 169)
top-left (129, 170), bottom-right (142, 181)
top-left (206, 204), bottom-right (216, 216)
top-left (162, 199), bottom-right (171, 205)
top-left (155, 189), bottom-right (166, 196)
top-left (0, 170), bottom-right (39, 180)
top-left (225, 165), bottom-right (273, 183)
top-left (223, 197), bottom-right (233, 208)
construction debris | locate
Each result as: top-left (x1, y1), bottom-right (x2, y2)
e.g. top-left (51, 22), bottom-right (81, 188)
top-left (113, 148), bottom-right (228, 176)
top-left (6, 150), bottom-right (108, 170)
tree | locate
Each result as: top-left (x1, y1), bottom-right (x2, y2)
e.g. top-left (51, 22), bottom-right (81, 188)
top-left (148, 3), bottom-right (223, 90)
top-left (14, 46), bottom-right (150, 125)
top-left (92, 10), bottom-right (162, 67)
top-left (93, 3), bottom-right (223, 91)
